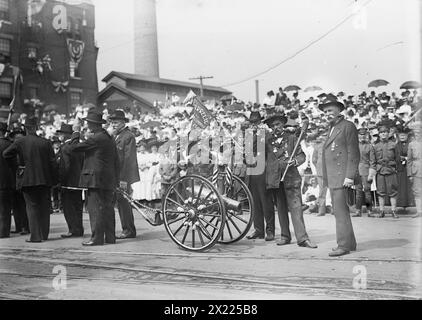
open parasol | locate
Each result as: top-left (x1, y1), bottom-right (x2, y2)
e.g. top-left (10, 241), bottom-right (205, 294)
top-left (304, 86), bottom-right (322, 92)
top-left (400, 81), bottom-right (421, 90)
top-left (368, 79), bottom-right (389, 88)
top-left (284, 85), bottom-right (301, 92)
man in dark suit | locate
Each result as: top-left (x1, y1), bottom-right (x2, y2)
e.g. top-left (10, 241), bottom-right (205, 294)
top-left (8, 127), bottom-right (29, 234)
top-left (56, 123), bottom-right (85, 238)
top-left (245, 111), bottom-right (275, 240)
top-left (0, 122), bottom-right (14, 238)
top-left (264, 114), bottom-right (317, 248)
top-left (108, 110), bottom-right (140, 239)
top-left (71, 108), bottom-right (120, 246)
top-left (320, 97), bottom-right (360, 257)
top-left (3, 117), bottom-right (57, 242)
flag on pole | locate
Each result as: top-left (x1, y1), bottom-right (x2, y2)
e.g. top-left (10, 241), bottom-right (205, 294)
top-left (191, 96), bottom-right (214, 129)
top-left (183, 89), bottom-right (197, 105)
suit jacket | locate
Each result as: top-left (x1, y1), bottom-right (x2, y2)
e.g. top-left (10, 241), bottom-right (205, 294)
top-left (395, 141), bottom-right (408, 173)
top-left (407, 139), bottom-right (422, 178)
top-left (266, 131), bottom-right (305, 189)
top-left (358, 142), bottom-right (376, 176)
top-left (72, 128), bottom-right (120, 190)
top-left (312, 142), bottom-right (324, 177)
top-left (2, 133), bottom-right (57, 189)
top-left (58, 134), bottom-right (84, 188)
top-left (373, 140), bottom-right (398, 175)
top-left (0, 137), bottom-right (14, 189)
top-left (322, 117), bottom-right (360, 189)
top-left (114, 127), bottom-right (140, 185)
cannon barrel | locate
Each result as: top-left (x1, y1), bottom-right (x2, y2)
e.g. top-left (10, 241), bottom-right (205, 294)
top-left (221, 195), bottom-right (242, 211)
top-left (192, 188), bottom-right (241, 211)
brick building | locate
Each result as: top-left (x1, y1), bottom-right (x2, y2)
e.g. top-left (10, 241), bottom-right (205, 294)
top-left (0, 0), bottom-right (98, 119)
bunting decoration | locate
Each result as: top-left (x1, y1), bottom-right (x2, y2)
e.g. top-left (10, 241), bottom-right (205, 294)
top-left (67, 39), bottom-right (85, 68)
top-left (52, 80), bottom-right (69, 93)
top-left (27, 0), bottom-right (46, 27)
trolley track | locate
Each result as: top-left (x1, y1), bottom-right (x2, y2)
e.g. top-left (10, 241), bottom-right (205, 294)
top-left (0, 248), bottom-right (420, 300)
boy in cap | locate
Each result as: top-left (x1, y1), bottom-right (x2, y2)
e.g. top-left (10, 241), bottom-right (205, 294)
top-left (353, 128), bottom-right (376, 217)
top-left (373, 123), bottom-right (399, 218)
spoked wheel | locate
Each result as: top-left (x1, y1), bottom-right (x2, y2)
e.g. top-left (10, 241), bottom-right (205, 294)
top-left (212, 173), bottom-right (254, 244)
top-left (162, 174), bottom-right (226, 252)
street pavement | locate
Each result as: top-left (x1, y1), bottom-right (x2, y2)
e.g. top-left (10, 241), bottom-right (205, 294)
top-left (0, 208), bottom-right (421, 300)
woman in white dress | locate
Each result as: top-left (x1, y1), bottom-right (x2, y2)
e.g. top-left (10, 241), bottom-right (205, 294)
top-left (147, 141), bottom-right (162, 202)
top-left (131, 141), bottom-right (152, 202)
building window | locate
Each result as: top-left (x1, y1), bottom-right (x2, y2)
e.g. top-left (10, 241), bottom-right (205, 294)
top-left (70, 89), bottom-right (82, 108)
top-left (28, 46), bottom-right (38, 59)
top-left (0, 0), bottom-right (9, 20)
top-left (29, 87), bottom-right (38, 99)
top-left (0, 38), bottom-right (11, 56)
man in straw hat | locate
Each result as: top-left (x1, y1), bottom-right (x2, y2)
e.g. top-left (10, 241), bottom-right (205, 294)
top-left (319, 96), bottom-right (359, 257)
top-left (108, 109), bottom-right (140, 239)
top-left (3, 117), bottom-right (58, 242)
top-left (71, 108), bottom-right (120, 246)
top-left (56, 123), bottom-right (84, 238)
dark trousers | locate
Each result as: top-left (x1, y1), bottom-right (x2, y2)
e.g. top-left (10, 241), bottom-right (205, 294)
top-left (273, 185), bottom-right (309, 244)
top-left (12, 190), bottom-right (28, 232)
top-left (249, 172), bottom-right (275, 235)
top-left (317, 176), bottom-right (328, 214)
top-left (22, 186), bottom-right (51, 242)
top-left (86, 189), bottom-right (116, 244)
top-left (0, 189), bottom-right (12, 238)
top-left (356, 175), bottom-right (373, 211)
top-left (117, 188), bottom-right (136, 236)
top-left (331, 188), bottom-right (357, 251)
top-left (61, 189), bottom-right (84, 235)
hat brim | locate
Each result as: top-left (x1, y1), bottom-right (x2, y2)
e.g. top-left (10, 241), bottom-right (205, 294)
top-left (83, 117), bottom-right (107, 124)
top-left (108, 116), bottom-right (129, 123)
top-left (318, 101), bottom-right (345, 112)
top-left (264, 115), bottom-right (287, 125)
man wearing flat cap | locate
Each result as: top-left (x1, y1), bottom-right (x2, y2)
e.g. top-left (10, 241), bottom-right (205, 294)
top-left (109, 109), bottom-right (140, 239)
top-left (373, 122), bottom-right (400, 218)
top-left (319, 97), bottom-right (360, 257)
top-left (71, 108), bottom-right (120, 246)
top-left (3, 117), bottom-right (58, 242)
top-left (264, 113), bottom-right (317, 248)
top-left (354, 128), bottom-right (376, 217)
top-left (56, 123), bottom-right (84, 238)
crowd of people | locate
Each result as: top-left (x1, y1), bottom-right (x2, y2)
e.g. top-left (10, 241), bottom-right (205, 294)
top-left (0, 85), bottom-right (421, 256)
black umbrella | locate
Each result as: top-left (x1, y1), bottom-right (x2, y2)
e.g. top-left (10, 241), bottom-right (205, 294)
top-left (284, 85), bottom-right (301, 92)
top-left (368, 79), bottom-right (389, 88)
top-left (400, 81), bottom-right (421, 90)
top-left (304, 85), bottom-right (322, 92)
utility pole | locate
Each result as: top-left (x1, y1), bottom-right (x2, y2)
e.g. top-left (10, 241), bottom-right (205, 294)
top-left (189, 76), bottom-right (214, 98)
top-left (255, 80), bottom-right (260, 104)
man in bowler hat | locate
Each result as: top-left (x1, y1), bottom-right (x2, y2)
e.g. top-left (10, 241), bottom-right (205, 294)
top-left (0, 122), bottom-right (14, 238)
top-left (108, 109), bottom-right (140, 239)
top-left (3, 117), bottom-right (58, 242)
top-left (56, 123), bottom-right (85, 238)
top-left (71, 108), bottom-right (120, 246)
top-left (320, 96), bottom-right (360, 257)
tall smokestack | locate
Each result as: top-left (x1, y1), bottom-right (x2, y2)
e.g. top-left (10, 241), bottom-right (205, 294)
top-left (134, 0), bottom-right (159, 77)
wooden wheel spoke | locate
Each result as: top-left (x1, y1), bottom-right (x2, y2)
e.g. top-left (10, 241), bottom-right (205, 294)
top-left (167, 197), bottom-right (184, 208)
top-left (191, 178), bottom-right (195, 199)
top-left (192, 229), bottom-right (195, 248)
top-left (197, 220), bottom-right (213, 239)
top-left (224, 217), bottom-right (234, 239)
top-left (195, 183), bottom-right (204, 204)
top-left (196, 226), bottom-right (206, 246)
top-left (181, 225), bottom-right (190, 244)
top-left (231, 213), bottom-right (249, 224)
top-left (167, 216), bottom-right (186, 225)
top-left (172, 219), bottom-right (186, 237)
top-left (226, 212), bottom-right (243, 234)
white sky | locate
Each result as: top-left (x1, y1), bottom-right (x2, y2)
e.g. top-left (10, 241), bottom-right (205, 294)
top-left (92, 0), bottom-right (421, 102)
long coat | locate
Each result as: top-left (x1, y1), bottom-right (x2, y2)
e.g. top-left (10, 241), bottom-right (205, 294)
top-left (58, 134), bottom-right (85, 188)
top-left (407, 139), bottom-right (422, 178)
top-left (266, 132), bottom-right (305, 189)
top-left (114, 127), bottom-right (140, 185)
top-left (358, 142), bottom-right (376, 177)
top-left (322, 118), bottom-right (360, 188)
top-left (0, 137), bottom-right (14, 190)
top-left (71, 128), bottom-right (120, 191)
top-left (3, 133), bottom-right (57, 189)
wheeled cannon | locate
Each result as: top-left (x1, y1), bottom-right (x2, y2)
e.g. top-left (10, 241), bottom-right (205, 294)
top-left (118, 168), bottom-right (254, 252)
